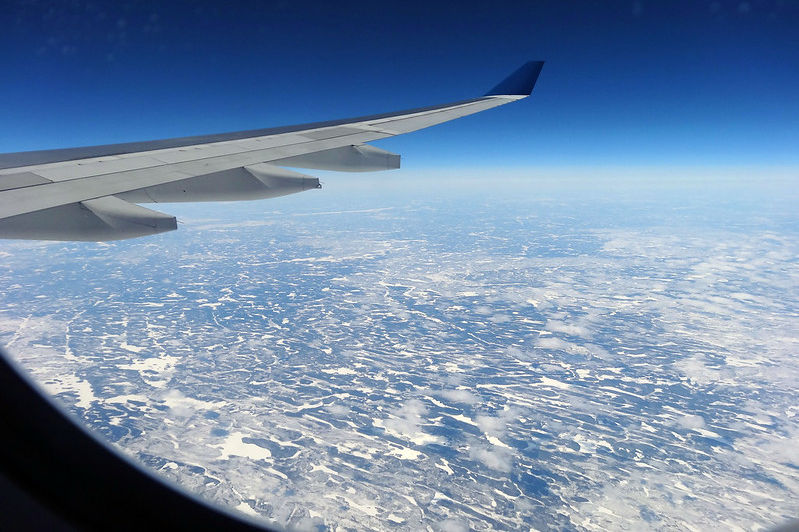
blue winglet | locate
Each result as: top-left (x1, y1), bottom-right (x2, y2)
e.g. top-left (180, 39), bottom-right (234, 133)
top-left (485, 61), bottom-right (545, 96)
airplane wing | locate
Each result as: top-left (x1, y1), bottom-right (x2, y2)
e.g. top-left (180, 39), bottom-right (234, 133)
top-left (0, 61), bottom-right (544, 241)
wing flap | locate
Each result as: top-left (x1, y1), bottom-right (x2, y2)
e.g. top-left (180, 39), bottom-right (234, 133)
top-left (0, 172), bottom-right (52, 191)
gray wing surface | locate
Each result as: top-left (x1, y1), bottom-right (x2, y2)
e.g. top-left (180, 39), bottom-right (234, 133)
top-left (0, 61), bottom-right (543, 241)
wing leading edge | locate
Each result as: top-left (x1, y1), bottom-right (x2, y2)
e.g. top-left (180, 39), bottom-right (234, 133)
top-left (0, 61), bottom-right (544, 241)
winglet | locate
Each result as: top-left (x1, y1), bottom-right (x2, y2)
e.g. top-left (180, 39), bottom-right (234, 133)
top-left (485, 61), bottom-right (545, 96)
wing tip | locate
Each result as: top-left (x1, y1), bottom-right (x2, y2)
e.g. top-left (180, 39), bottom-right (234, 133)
top-left (485, 60), bottom-right (545, 96)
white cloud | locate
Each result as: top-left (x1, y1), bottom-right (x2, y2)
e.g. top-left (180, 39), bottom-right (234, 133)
top-left (383, 399), bottom-right (428, 436)
top-left (438, 389), bottom-right (480, 405)
top-left (468, 443), bottom-right (513, 472)
top-left (437, 518), bottom-right (469, 532)
top-left (475, 406), bottom-right (520, 437)
top-left (535, 336), bottom-right (590, 355)
top-left (545, 319), bottom-right (591, 339)
top-left (674, 356), bottom-right (724, 386)
top-left (325, 403), bottom-right (350, 416)
top-left (676, 414), bottom-right (706, 430)
top-left (475, 414), bottom-right (504, 433)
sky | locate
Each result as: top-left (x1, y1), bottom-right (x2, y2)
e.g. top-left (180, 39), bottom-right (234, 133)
top-left (1, 0), bottom-right (798, 172)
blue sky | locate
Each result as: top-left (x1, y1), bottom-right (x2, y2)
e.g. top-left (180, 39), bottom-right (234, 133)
top-left (1, 0), bottom-right (797, 170)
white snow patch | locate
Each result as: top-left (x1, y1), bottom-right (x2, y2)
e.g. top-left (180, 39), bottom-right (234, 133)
top-left (215, 432), bottom-right (271, 461)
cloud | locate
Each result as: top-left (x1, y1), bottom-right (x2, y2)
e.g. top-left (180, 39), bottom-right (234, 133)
top-left (545, 319), bottom-right (591, 339)
top-left (383, 399), bottom-right (428, 436)
top-left (437, 518), bottom-right (469, 532)
top-left (674, 356), bottom-right (724, 386)
top-left (438, 389), bottom-right (480, 405)
top-left (535, 336), bottom-right (590, 355)
top-left (475, 414), bottom-right (504, 433)
top-left (535, 336), bottom-right (571, 350)
top-left (469, 444), bottom-right (513, 472)
top-left (475, 406), bottom-right (520, 437)
top-left (676, 414), bottom-right (706, 430)
top-left (325, 403), bottom-right (349, 416)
